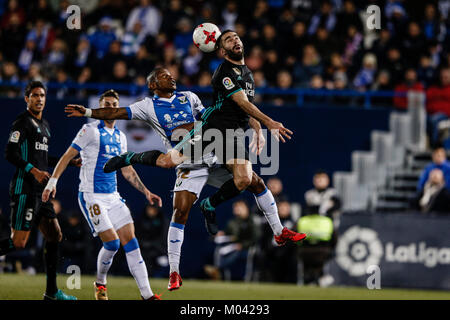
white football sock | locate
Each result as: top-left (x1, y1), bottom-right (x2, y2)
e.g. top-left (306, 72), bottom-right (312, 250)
top-left (168, 222), bottom-right (185, 274)
top-left (124, 238), bottom-right (153, 299)
top-left (255, 188), bottom-right (283, 236)
top-left (96, 240), bottom-right (119, 285)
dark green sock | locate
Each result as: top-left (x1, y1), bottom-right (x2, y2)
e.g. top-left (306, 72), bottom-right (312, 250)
top-left (209, 179), bottom-right (242, 208)
top-left (0, 238), bottom-right (15, 256)
top-left (131, 150), bottom-right (163, 167)
top-left (44, 241), bottom-right (58, 295)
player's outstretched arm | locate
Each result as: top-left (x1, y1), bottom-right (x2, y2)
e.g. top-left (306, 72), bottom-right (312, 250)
top-left (42, 146), bottom-right (79, 202)
top-left (121, 165), bottom-right (162, 207)
top-left (230, 90), bottom-right (293, 143)
top-left (65, 104), bottom-right (130, 120)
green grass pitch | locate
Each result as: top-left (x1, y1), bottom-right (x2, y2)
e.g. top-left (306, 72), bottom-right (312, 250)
top-left (0, 273), bottom-right (449, 300)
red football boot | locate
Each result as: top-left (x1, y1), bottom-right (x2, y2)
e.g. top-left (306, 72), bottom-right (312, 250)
top-left (274, 227), bottom-right (307, 246)
top-left (168, 271), bottom-right (183, 291)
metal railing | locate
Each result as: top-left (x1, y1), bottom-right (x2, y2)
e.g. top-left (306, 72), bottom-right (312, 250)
top-left (0, 80), bottom-right (407, 108)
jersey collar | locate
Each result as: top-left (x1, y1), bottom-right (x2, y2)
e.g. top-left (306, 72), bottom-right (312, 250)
top-left (153, 91), bottom-right (177, 102)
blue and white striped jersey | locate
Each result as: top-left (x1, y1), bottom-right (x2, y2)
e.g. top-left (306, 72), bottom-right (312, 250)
top-left (71, 120), bottom-right (127, 193)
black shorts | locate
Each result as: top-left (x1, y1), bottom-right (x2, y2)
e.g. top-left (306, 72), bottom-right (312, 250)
top-left (175, 124), bottom-right (249, 164)
top-left (9, 193), bottom-right (56, 231)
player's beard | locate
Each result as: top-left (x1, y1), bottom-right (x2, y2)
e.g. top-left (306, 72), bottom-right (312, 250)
top-left (225, 47), bottom-right (244, 61)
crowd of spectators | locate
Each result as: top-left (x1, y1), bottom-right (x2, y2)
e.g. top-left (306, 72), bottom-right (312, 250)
top-left (1, 0), bottom-right (450, 110)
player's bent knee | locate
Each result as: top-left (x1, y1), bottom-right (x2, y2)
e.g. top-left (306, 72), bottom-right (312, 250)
top-left (235, 176), bottom-right (252, 190)
top-left (248, 173), bottom-right (266, 194)
top-left (173, 207), bottom-right (189, 224)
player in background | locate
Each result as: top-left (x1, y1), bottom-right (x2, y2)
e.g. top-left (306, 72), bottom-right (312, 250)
top-left (43, 90), bottom-right (162, 300)
top-left (0, 81), bottom-right (78, 300)
top-left (65, 68), bottom-right (306, 291)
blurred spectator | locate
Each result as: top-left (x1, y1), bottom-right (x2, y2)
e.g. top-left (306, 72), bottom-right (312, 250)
top-left (307, 0), bottom-right (336, 35)
top-left (17, 39), bottom-right (40, 74)
top-left (0, 61), bottom-right (20, 97)
top-left (129, 45), bottom-right (155, 78)
top-left (111, 60), bottom-right (131, 84)
top-left (42, 38), bottom-right (69, 77)
top-left (76, 67), bottom-right (96, 98)
top-left (297, 213), bottom-right (336, 286)
top-left (58, 208), bottom-right (90, 273)
top-left (259, 200), bottom-right (298, 283)
top-left (49, 68), bottom-right (72, 99)
top-left (401, 21), bottom-right (427, 68)
top-left (28, 0), bottom-right (55, 23)
top-left (126, 0), bottom-right (162, 37)
top-left (272, 70), bottom-right (295, 106)
top-left (121, 22), bottom-right (147, 57)
top-left (25, 18), bottom-right (55, 55)
top-left (204, 200), bottom-right (261, 281)
top-left (417, 55), bottom-right (436, 87)
top-left (372, 29), bottom-right (394, 68)
top-left (342, 25), bottom-right (363, 67)
top-left (198, 70), bottom-right (212, 87)
top-left (353, 53), bottom-right (377, 90)
top-left (183, 44), bottom-right (203, 77)
top-left (312, 27), bottom-right (339, 62)
top-left (427, 67), bottom-right (450, 116)
top-left (304, 170), bottom-right (341, 223)
top-left (412, 168), bottom-right (450, 213)
top-left (71, 35), bottom-right (95, 75)
top-left (335, 0), bottom-right (363, 37)
top-left (160, 0), bottom-right (187, 40)
top-left (27, 63), bottom-right (45, 82)
top-left (246, 46), bottom-right (264, 72)
top-left (0, 0), bottom-right (26, 29)
top-left (417, 146), bottom-right (450, 192)
top-left (422, 3), bottom-right (446, 42)
top-left (382, 47), bottom-right (405, 86)
top-left (174, 18), bottom-right (194, 58)
top-left (293, 44), bottom-right (323, 87)
top-left (1, 12), bottom-right (26, 61)
top-left (102, 40), bottom-right (127, 79)
top-left (267, 176), bottom-right (288, 202)
top-left (135, 204), bottom-right (169, 277)
top-left (393, 68), bottom-right (425, 109)
top-left (371, 70), bottom-right (393, 106)
top-left (263, 50), bottom-right (280, 85)
top-left (88, 16), bottom-right (118, 60)
top-left (221, 0), bottom-right (239, 31)
top-left (284, 21), bottom-right (307, 65)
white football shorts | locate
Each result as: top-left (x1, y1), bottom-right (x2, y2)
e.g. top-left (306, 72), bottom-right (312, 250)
top-left (173, 164), bottom-right (233, 201)
top-left (78, 191), bottom-right (133, 237)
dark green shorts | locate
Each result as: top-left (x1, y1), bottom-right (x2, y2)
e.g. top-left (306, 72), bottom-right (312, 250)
top-left (9, 193), bottom-right (56, 231)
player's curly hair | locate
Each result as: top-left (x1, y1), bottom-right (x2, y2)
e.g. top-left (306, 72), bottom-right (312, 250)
top-left (99, 89), bottom-right (119, 102)
top-left (146, 67), bottom-right (166, 86)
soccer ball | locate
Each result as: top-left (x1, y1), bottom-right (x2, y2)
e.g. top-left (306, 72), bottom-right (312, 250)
top-left (192, 23), bottom-right (221, 53)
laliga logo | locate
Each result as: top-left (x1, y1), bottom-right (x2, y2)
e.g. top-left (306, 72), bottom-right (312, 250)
top-left (336, 226), bottom-right (383, 276)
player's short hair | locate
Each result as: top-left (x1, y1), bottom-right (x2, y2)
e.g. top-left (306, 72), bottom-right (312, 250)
top-left (24, 81), bottom-right (46, 97)
top-left (215, 29), bottom-right (235, 50)
top-left (314, 169), bottom-right (329, 177)
top-left (146, 67), bottom-right (166, 85)
top-left (99, 89), bottom-right (119, 103)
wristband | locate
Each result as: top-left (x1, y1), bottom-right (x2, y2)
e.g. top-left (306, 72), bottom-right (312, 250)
top-left (45, 177), bottom-right (58, 191)
top-left (84, 108), bottom-right (92, 118)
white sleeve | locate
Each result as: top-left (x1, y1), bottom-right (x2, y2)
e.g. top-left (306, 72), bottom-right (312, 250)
top-left (121, 132), bottom-right (127, 153)
top-left (184, 91), bottom-right (205, 120)
top-left (71, 124), bottom-right (94, 151)
top-left (127, 98), bottom-right (154, 122)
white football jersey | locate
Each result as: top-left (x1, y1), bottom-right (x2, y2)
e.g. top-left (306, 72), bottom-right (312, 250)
top-left (126, 91), bottom-right (216, 168)
top-left (71, 120), bottom-right (127, 193)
